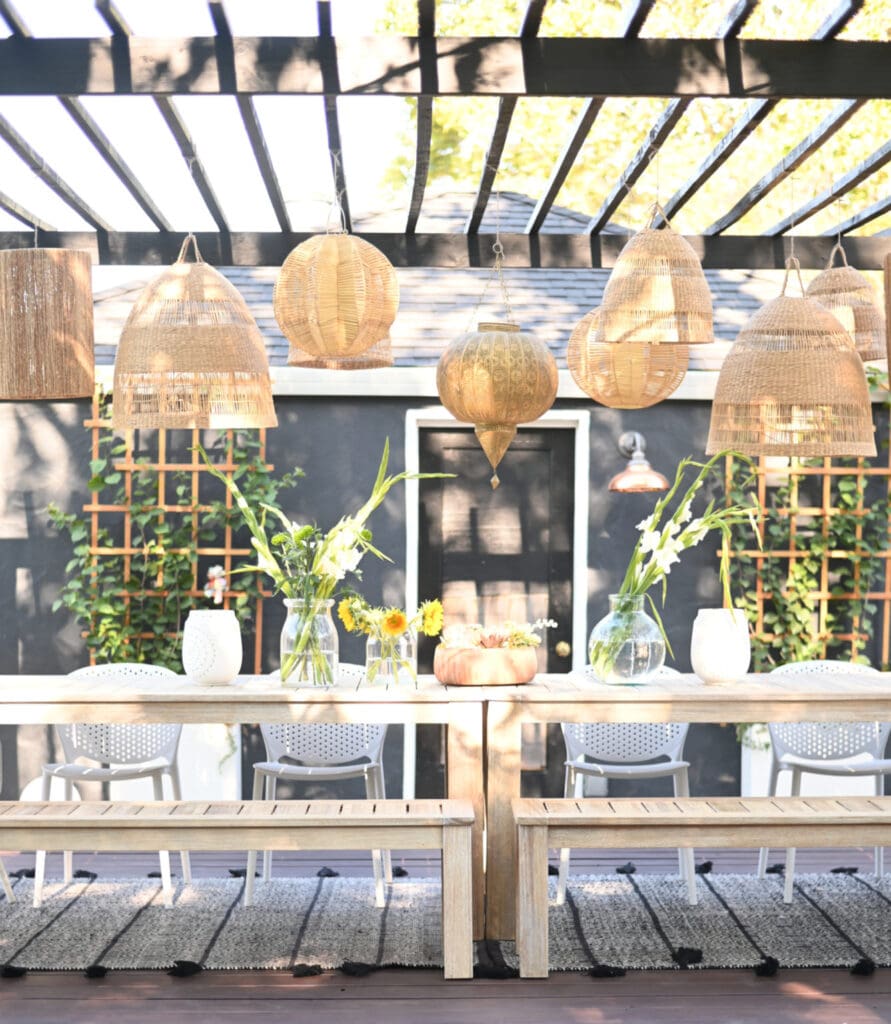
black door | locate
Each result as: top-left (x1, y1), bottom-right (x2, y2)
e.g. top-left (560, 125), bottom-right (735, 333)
top-left (417, 427), bottom-right (575, 795)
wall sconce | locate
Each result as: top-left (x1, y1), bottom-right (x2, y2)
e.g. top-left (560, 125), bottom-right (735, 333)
top-left (608, 431), bottom-right (669, 493)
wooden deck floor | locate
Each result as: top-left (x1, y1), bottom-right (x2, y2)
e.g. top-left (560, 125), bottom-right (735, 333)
top-left (3, 847), bottom-right (890, 1024)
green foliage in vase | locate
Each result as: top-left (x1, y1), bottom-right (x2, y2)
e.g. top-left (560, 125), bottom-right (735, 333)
top-left (49, 403), bottom-right (296, 671)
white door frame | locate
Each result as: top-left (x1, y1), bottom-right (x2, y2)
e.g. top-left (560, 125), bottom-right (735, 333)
top-left (401, 406), bottom-right (591, 797)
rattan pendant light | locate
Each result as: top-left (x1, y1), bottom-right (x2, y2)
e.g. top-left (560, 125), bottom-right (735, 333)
top-left (287, 332), bottom-right (393, 369)
top-left (274, 231), bottom-right (399, 366)
top-left (595, 204), bottom-right (713, 346)
top-left (437, 321), bottom-right (558, 488)
top-left (707, 257), bottom-right (875, 457)
top-left (0, 247), bottom-right (94, 399)
top-left (805, 241), bottom-right (885, 362)
top-left (113, 235), bottom-right (277, 429)
top-left (568, 308), bottom-right (689, 408)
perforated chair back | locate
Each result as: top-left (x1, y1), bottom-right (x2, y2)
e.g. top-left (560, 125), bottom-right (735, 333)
top-left (768, 660), bottom-right (889, 761)
top-left (563, 666), bottom-right (687, 763)
top-left (61, 664), bottom-right (182, 765)
top-left (262, 665), bottom-right (387, 766)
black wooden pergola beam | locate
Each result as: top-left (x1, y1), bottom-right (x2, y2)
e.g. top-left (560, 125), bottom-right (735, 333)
top-left (0, 37), bottom-right (889, 99)
top-left (0, 189), bottom-right (53, 231)
top-left (823, 195), bottom-right (891, 237)
top-left (317, 3), bottom-right (351, 233)
top-left (706, 99), bottom-right (863, 235)
top-left (767, 139), bottom-right (891, 236)
top-left (660, 0), bottom-right (861, 220)
top-left (2, 231), bottom-right (887, 270)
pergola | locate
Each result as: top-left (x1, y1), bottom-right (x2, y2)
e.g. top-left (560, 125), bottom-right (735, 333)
top-left (0, 0), bottom-right (888, 271)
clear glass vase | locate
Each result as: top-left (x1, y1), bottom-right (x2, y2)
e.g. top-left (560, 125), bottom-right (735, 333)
top-left (365, 631), bottom-right (417, 687)
top-left (280, 598), bottom-right (339, 688)
top-left (588, 594), bottom-right (665, 685)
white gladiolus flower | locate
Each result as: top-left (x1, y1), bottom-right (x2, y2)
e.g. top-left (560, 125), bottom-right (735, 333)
top-left (652, 546), bottom-right (681, 574)
top-left (636, 516), bottom-right (655, 533)
top-left (639, 529), bottom-right (660, 554)
top-left (676, 501), bottom-right (692, 525)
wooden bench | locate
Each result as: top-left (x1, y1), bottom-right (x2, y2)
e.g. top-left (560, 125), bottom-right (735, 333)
top-left (513, 795), bottom-right (891, 978)
top-left (0, 798), bottom-right (475, 979)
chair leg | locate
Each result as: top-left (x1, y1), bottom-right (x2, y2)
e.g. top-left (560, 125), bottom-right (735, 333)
top-left (262, 775), bottom-right (276, 882)
top-left (757, 758), bottom-right (781, 879)
top-left (244, 770), bottom-right (265, 907)
top-left (875, 774), bottom-right (885, 877)
top-left (556, 765), bottom-right (582, 906)
top-left (674, 767), bottom-right (697, 906)
top-left (1, 858), bottom-right (15, 904)
top-left (152, 773), bottom-right (174, 907)
top-left (169, 764), bottom-right (192, 884)
top-left (783, 768), bottom-right (801, 904)
top-left (364, 770), bottom-right (386, 908)
top-left (62, 778), bottom-right (74, 884)
top-left (34, 770), bottom-right (51, 907)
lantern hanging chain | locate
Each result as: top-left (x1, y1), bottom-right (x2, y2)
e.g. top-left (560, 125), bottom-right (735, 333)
top-left (492, 187), bottom-right (515, 326)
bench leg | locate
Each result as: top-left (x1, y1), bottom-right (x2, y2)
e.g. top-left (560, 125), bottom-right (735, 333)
top-left (244, 769), bottom-right (264, 907)
top-left (441, 824), bottom-right (473, 980)
top-left (0, 858), bottom-right (15, 904)
top-left (169, 764), bottom-right (192, 884)
top-left (783, 768), bottom-right (802, 904)
top-left (517, 823), bottom-right (549, 979)
top-left (153, 773), bottom-right (174, 907)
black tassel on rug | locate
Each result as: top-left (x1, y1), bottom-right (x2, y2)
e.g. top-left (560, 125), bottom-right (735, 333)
top-left (473, 940), bottom-right (519, 979)
top-left (616, 862), bottom-right (636, 875)
top-left (73, 870), bottom-right (97, 880)
top-left (765, 864), bottom-right (785, 874)
top-left (831, 867), bottom-right (859, 875)
top-left (695, 861), bottom-right (713, 875)
top-left (316, 867), bottom-right (339, 878)
top-left (147, 872), bottom-right (178, 879)
top-left (1, 965), bottom-right (27, 979)
top-left (168, 960), bottom-right (203, 977)
top-left (547, 864), bottom-right (559, 876)
top-left (392, 866), bottom-right (409, 878)
top-left (10, 868), bottom-right (34, 879)
top-left (228, 868), bottom-right (259, 878)
top-left (671, 947), bottom-right (703, 968)
top-left (340, 961), bottom-right (378, 977)
top-left (292, 964), bottom-right (324, 977)
top-left (851, 957), bottom-right (876, 976)
top-left (84, 965), bottom-right (108, 979)
top-left (589, 964), bottom-right (626, 978)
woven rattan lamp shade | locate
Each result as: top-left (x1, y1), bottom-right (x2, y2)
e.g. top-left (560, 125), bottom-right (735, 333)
top-left (437, 321), bottom-right (558, 488)
top-left (287, 333), bottom-right (393, 369)
top-left (707, 265), bottom-right (875, 457)
top-left (568, 308), bottom-right (688, 408)
top-left (0, 248), bottom-right (94, 399)
top-left (112, 235), bottom-right (277, 429)
top-left (595, 207), bottom-right (713, 346)
top-left (805, 244), bottom-right (885, 362)
top-left (274, 233), bottom-right (399, 365)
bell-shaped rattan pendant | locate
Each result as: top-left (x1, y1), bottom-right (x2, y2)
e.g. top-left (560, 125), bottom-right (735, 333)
top-left (274, 233), bottom-right (398, 366)
top-left (707, 257), bottom-right (875, 457)
top-left (112, 235), bottom-right (277, 429)
top-left (568, 308), bottom-right (689, 408)
top-left (0, 247), bottom-right (94, 399)
top-left (437, 322), bottom-right (558, 488)
top-left (805, 242), bottom-right (885, 362)
top-left (595, 204), bottom-right (713, 346)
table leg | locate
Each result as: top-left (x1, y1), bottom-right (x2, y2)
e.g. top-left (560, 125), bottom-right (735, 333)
top-left (446, 701), bottom-right (485, 941)
top-left (485, 700), bottom-right (523, 940)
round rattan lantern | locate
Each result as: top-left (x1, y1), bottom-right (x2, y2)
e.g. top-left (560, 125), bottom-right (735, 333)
top-left (287, 333), bottom-right (393, 370)
top-left (0, 247), bottom-right (94, 399)
top-left (437, 321), bottom-right (558, 488)
top-left (805, 243), bottom-right (885, 362)
top-left (707, 259), bottom-right (875, 457)
top-left (568, 308), bottom-right (689, 408)
top-left (112, 235), bottom-right (277, 429)
top-left (595, 205), bottom-right (713, 345)
top-left (274, 233), bottom-right (399, 365)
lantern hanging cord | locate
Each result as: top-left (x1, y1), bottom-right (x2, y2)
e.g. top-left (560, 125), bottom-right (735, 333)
top-left (492, 187), bottom-right (515, 325)
top-left (326, 150), bottom-right (348, 234)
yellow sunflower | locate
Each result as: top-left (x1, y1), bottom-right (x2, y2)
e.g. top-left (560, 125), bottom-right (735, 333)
top-left (421, 599), bottom-right (444, 637)
top-left (337, 597), bottom-right (356, 633)
top-left (382, 608), bottom-right (409, 638)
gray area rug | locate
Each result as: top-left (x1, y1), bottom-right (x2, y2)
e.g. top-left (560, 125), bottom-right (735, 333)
top-left (1, 871), bottom-right (889, 975)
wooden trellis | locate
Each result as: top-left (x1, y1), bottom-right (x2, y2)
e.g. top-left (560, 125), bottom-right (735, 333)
top-left (725, 434), bottom-right (891, 667)
top-left (82, 394), bottom-right (273, 672)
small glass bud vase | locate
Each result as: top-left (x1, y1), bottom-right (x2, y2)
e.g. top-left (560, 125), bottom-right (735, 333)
top-left (280, 598), bottom-right (339, 688)
top-left (588, 593), bottom-right (665, 685)
top-left (365, 631), bottom-right (417, 686)
top-left (690, 608), bottom-right (750, 685)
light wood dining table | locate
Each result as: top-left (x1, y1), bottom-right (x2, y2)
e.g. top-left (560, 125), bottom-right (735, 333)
top-left (2, 669), bottom-right (891, 941)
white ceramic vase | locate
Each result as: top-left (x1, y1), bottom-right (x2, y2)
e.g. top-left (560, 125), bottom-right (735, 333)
top-left (690, 608), bottom-right (750, 685)
top-left (182, 609), bottom-right (243, 686)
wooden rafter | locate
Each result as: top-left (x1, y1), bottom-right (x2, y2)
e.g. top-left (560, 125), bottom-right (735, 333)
top-left (0, 37), bottom-right (888, 99)
top-left (0, 230), bottom-right (885, 270)
top-left (0, 189), bottom-right (53, 231)
top-left (318, 2), bottom-right (351, 233)
top-left (706, 100), bottom-right (863, 235)
top-left (766, 139), bottom-right (891, 236)
top-left (824, 194), bottom-right (891, 237)
top-left (661, 0), bottom-right (861, 220)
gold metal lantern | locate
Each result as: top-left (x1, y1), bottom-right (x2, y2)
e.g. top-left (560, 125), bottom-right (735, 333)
top-left (568, 308), bottom-right (688, 408)
top-left (274, 233), bottom-right (399, 365)
top-left (0, 247), bottom-right (94, 399)
top-left (436, 321), bottom-right (558, 488)
top-left (805, 242), bottom-right (885, 362)
top-left (112, 235), bottom-right (277, 430)
top-left (707, 258), bottom-right (875, 458)
top-left (595, 205), bottom-right (713, 346)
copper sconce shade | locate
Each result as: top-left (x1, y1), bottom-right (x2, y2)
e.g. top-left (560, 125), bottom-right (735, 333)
top-left (608, 431), bottom-right (670, 493)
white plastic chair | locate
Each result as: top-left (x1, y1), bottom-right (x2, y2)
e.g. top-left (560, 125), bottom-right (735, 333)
top-left (34, 663), bottom-right (191, 908)
top-left (244, 664), bottom-right (392, 907)
top-left (760, 659), bottom-right (887, 902)
top-left (558, 665), bottom-right (697, 905)
top-left (0, 742), bottom-right (14, 903)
